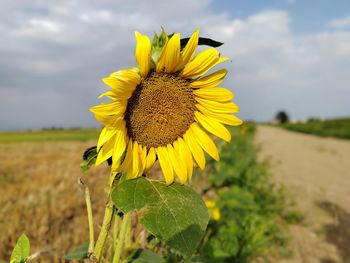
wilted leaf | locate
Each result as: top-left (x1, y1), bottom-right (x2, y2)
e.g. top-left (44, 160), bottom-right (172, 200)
top-left (80, 146), bottom-right (98, 172)
top-left (111, 177), bottom-right (210, 258)
top-left (180, 37), bottom-right (223, 49)
top-left (10, 234), bottom-right (30, 263)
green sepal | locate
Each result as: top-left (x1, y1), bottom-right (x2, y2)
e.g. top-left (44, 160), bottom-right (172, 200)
top-left (151, 28), bottom-right (169, 66)
top-left (80, 145), bottom-right (114, 172)
top-left (80, 146), bottom-right (98, 172)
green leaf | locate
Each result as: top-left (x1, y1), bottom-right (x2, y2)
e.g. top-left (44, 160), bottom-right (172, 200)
top-left (80, 146), bottom-right (98, 172)
top-left (127, 249), bottom-right (165, 263)
top-left (180, 37), bottom-right (223, 49)
top-left (111, 177), bottom-right (210, 258)
top-left (10, 234), bottom-right (30, 263)
top-left (64, 242), bottom-right (89, 260)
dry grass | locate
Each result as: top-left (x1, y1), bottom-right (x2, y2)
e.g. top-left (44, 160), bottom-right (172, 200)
top-left (0, 140), bottom-right (111, 262)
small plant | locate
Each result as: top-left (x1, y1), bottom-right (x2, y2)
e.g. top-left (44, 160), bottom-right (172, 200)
top-left (10, 234), bottom-right (30, 263)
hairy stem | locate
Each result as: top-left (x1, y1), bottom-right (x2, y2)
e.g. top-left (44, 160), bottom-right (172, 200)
top-left (93, 200), bottom-right (114, 261)
top-left (79, 178), bottom-right (95, 254)
top-left (113, 215), bottom-right (120, 253)
top-left (125, 216), bottom-right (131, 250)
top-left (112, 213), bottom-right (131, 263)
top-left (93, 172), bottom-right (119, 261)
top-left (85, 184), bottom-right (95, 253)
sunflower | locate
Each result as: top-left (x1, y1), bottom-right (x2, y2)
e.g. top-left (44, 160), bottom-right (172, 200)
top-left (90, 29), bottom-right (242, 185)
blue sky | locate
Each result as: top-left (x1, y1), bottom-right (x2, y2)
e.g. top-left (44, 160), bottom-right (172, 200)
top-left (0, 0), bottom-right (350, 130)
top-left (212, 0), bottom-right (350, 33)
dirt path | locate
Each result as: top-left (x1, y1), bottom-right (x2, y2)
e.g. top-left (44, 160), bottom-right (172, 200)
top-left (255, 125), bottom-right (350, 263)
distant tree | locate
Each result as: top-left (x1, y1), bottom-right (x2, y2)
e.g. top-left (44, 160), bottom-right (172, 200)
top-left (275, 111), bottom-right (289, 124)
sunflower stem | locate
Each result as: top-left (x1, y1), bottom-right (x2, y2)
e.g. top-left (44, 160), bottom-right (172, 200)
top-left (94, 172), bottom-right (118, 261)
top-left (125, 215), bottom-right (131, 250)
top-left (112, 213), bottom-right (131, 263)
top-left (93, 199), bottom-right (114, 261)
top-left (113, 215), bottom-right (120, 253)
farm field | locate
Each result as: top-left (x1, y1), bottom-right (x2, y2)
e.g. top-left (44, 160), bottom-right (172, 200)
top-left (256, 125), bottom-right (350, 263)
top-left (0, 125), bottom-right (293, 262)
top-left (0, 128), bottom-right (101, 143)
top-left (281, 118), bottom-right (350, 139)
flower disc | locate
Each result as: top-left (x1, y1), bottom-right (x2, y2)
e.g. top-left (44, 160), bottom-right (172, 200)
top-left (125, 72), bottom-right (196, 148)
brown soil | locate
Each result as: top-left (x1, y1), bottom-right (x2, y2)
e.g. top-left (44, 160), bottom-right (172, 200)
top-left (255, 125), bottom-right (350, 263)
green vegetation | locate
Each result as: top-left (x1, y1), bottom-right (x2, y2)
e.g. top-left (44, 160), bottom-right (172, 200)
top-left (197, 123), bottom-right (290, 262)
top-left (281, 118), bottom-right (350, 139)
top-left (2, 123), bottom-right (297, 262)
top-left (0, 128), bottom-right (101, 143)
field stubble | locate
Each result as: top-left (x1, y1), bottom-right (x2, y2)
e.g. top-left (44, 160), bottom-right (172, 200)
top-left (0, 140), bottom-right (109, 262)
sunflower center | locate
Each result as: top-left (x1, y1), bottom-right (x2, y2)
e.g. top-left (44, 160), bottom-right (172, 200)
top-left (125, 72), bottom-right (196, 148)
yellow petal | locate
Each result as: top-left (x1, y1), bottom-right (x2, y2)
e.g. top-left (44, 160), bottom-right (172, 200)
top-left (183, 130), bottom-right (206, 170)
top-left (156, 33), bottom-right (182, 73)
top-left (190, 123), bottom-right (219, 161)
top-left (112, 124), bottom-right (128, 167)
top-left (173, 139), bottom-right (189, 180)
top-left (90, 100), bottom-right (126, 116)
top-left (93, 114), bottom-right (122, 127)
top-left (109, 69), bottom-right (141, 85)
top-left (181, 29), bottom-right (199, 65)
top-left (97, 126), bottom-right (117, 151)
top-left (102, 78), bottom-right (136, 99)
top-left (119, 139), bottom-right (133, 172)
top-left (195, 97), bottom-right (239, 113)
top-left (196, 104), bottom-right (243, 126)
top-left (96, 134), bottom-right (115, 166)
top-left (191, 69), bottom-right (227, 88)
top-left (167, 144), bottom-right (187, 184)
top-left (156, 147), bottom-right (174, 185)
top-left (194, 87), bottom-right (234, 102)
top-left (112, 158), bottom-right (121, 171)
top-left (135, 32), bottom-right (151, 77)
top-left (176, 138), bottom-right (194, 179)
top-left (213, 57), bottom-right (230, 68)
top-left (128, 140), bottom-right (140, 179)
top-left (98, 91), bottom-right (118, 100)
top-left (145, 147), bottom-right (156, 172)
top-left (195, 111), bottom-right (231, 142)
top-left (139, 144), bottom-right (147, 174)
top-left (180, 48), bottom-right (220, 79)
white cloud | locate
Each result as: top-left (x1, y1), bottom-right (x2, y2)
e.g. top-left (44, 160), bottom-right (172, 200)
top-left (328, 15), bottom-right (350, 29)
top-left (0, 1), bottom-right (349, 130)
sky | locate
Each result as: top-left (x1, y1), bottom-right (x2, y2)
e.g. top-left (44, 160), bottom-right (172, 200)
top-left (1, 0), bottom-right (350, 130)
